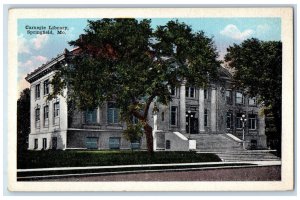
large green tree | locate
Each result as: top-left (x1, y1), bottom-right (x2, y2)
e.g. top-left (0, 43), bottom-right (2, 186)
top-left (51, 19), bottom-right (221, 153)
top-left (225, 38), bottom-right (282, 151)
top-left (17, 88), bottom-right (30, 154)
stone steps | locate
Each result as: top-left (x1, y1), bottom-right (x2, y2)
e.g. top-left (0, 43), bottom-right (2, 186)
top-left (192, 134), bottom-right (280, 161)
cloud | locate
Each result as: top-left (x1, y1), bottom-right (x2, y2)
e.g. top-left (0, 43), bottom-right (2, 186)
top-left (19, 55), bottom-right (48, 72)
top-left (256, 24), bottom-right (270, 35)
top-left (18, 34), bottom-right (30, 54)
top-left (220, 24), bottom-right (255, 41)
top-left (34, 55), bottom-right (48, 62)
top-left (30, 34), bottom-right (49, 50)
top-left (18, 34), bottom-right (50, 54)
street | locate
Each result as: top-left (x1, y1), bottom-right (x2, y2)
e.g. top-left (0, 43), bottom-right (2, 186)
top-left (33, 166), bottom-right (281, 182)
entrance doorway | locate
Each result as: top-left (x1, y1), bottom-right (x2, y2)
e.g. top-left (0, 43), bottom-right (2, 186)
top-left (186, 111), bottom-right (198, 134)
top-left (52, 137), bottom-right (57, 150)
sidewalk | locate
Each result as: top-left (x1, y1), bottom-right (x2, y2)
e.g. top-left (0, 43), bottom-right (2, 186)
top-left (17, 160), bottom-right (281, 180)
top-left (18, 160), bottom-right (281, 172)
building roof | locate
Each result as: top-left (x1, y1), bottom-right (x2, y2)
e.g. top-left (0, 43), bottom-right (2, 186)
top-left (25, 48), bottom-right (80, 83)
top-left (25, 47), bottom-right (233, 83)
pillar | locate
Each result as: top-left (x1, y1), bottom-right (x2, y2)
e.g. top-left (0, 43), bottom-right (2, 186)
top-left (199, 88), bottom-right (205, 133)
top-left (211, 88), bottom-right (217, 133)
top-left (179, 80), bottom-right (186, 133)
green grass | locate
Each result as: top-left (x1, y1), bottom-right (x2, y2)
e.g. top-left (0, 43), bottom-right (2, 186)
top-left (17, 150), bottom-right (221, 169)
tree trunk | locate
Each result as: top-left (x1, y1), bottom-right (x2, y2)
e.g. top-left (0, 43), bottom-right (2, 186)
top-left (144, 123), bottom-right (154, 154)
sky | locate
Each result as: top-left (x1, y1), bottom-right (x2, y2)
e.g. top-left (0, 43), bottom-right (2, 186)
top-left (17, 18), bottom-right (281, 94)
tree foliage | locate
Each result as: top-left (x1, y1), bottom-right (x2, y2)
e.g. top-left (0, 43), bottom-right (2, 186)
top-left (51, 18), bottom-right (221, 153)
top-left (17, 88), bottom-right (30, 154)
top-left (225, 38), bottom-right (282, 152)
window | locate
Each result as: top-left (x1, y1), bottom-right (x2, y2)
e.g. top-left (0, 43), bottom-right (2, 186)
top-left (131, 115), bottom-right (139, 124)
top-left (204, 89), bottom-right (208, 99)
top-left (226, 112), bottom-right (233, 129)
top-left (186, 87), bottom-right (195, 98)
top-left (86, 137), bottom-right (98, 149)
top-left (44, 105), bottom-right (49, 127)
top-left (85, 109), bottom-right (97, 124)
top-left (235, 113), bottom-right (243, 129)
top-left (204, 109), bottom-right (208, 127)
top-left (35, 107), bottom-right (40, 128)
top-left (235, 92), bottom-right (244, 104)
top-left (109, 137), bottom-right (121, 149)
top-left (53, 102), bottom-right (60, 117)
top-left (42, 138), bottom-right (47, 150)
top-left (53, 102), bottom-right (60, 126)
top-left (225, 90), bottom-right (232, 104)
top-left (170, 106), bottom-right (177, 126)
top-left (166, 140), bottom-right (171, 149)
top-left (43, 79), bottom-right (50, 95)
top-left (161, 112), bottom-right (165, 121)
top-left (248, 114), bottom-right (257, 130)
top-left (34, 139), bottom-right (38, 149)
top-left (35, 108), bottom-right (40, 122)
top-left (248, 97), bottom-right (257, 106)
top-left (35, 84), bottom-right (40, 99)
top-left (108, 102), bottom-right (119, 124)
top-left (171, 87), bottom-right (177, 96)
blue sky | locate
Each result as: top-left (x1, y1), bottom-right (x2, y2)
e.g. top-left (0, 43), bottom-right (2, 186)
top-left (17, 18), bottom-right (281, 93)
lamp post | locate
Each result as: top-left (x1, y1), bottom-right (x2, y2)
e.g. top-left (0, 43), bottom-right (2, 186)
top-left (186, 110), bottom-right (193, 139)
top-left (240, 114), bottom-right (247, 149)
top-left (152, 103), bottom-right (159, 151)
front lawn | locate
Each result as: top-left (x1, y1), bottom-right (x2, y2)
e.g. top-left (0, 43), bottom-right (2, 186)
top-left (17, 150), bottom-right (221, 169)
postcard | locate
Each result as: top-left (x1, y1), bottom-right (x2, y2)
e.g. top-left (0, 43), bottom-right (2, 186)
top-left (7, 7), bottom-right (293, 191)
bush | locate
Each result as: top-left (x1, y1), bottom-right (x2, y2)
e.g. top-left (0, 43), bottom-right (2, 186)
top-left (17, 150), bottom-right (221, 169)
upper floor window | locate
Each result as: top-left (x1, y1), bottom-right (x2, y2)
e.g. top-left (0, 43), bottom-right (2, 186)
top-left (170, 87), bottom-right (177, 96)
top-left (186, 87), bottom-right (195, 98)
top-left (170, 106), bottom-right (177, 126)
top-left (44, 105), bottom-right (49, 127)
top-left (226, 111), bottom-right (233, 129)
top-left (225, 90), bottom-right (232, 104)
top-left (107, 102), bottom-right (119, 124)
top-left (35, 108), bottom-right (40, 122)
top-left (43, 79), bottom-right (50, 95)
top-left (161, 112), bottom-right (165, 121)
top-left (235, 91), bottom-right (244, 105)
top-left (248, 97), bottom-right (257, 106)
top-left (53, 102), bottom-right (60, 126)
top-left (44, 105), bottom-right (49, 120)
top-left (35, 107), bottom-right (41, 128)
top-left (235, 113), bottom-right (243, 129)
top-left (85, 109), bottom-right (97, 124)
top-left (53, 102), bottom-right (60, 117)
top-left (131, 115), bottom-right (139, 124)
top-left (35, 84), bottom-right (40, 99)
top-left (248, 114), bottom-right (257, 130)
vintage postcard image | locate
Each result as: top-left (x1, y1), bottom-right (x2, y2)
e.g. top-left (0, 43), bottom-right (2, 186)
top-left (7, 8), bottom-right (293, 191)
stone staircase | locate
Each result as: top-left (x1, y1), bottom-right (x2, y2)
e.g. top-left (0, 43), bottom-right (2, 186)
top-left (190, 134), bottom-right (280, 162)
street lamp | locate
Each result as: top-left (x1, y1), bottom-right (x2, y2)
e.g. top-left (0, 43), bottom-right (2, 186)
top-left (186, 110), bottom-right (193, 139)
top-left (240, 114), bottom-right (247, 149)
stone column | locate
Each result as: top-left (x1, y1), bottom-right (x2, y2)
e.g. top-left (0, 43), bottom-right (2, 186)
top-left (153, 114), bottom-right (157, 151)
top-left (179, 81), bottom-right (186, 133)
top-left (258, 112), bottom-right (265, 136)
top-left (211, 88), bottom-right (217, 133)
top-left (198, 88), bottom-right (205, 133)
top-left (97, 107), bottom-right (101, 124)
top-left (258, 108), bottom-right (267, 148)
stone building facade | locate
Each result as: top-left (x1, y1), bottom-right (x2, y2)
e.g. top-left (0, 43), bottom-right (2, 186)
top-left (25, 49), bottom-right (267, 151)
